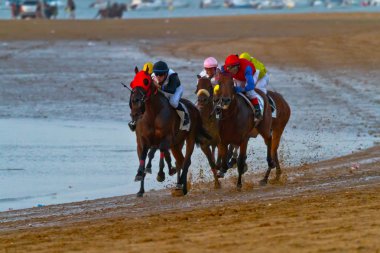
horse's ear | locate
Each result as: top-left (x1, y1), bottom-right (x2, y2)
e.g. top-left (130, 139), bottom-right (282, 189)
top-left (196, 74), bottom-right (201, 80)
top-left (143, 78), bottom-right (149, 86)
top-left (145, 67), bottom-right (150, 75)
top-left (134, 66), bottom-right (139, 74)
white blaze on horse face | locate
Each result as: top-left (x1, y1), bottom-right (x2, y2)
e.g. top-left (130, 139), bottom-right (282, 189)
top-left (197, 89), bottom-right (210, 98)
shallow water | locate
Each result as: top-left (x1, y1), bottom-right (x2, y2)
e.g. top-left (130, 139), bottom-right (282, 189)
top-left (0, 118), bottom-right (184, 211)
top-left (0, 41), bottom-right (378, 211)
top-left (0, 0), bottom-right (379, 20)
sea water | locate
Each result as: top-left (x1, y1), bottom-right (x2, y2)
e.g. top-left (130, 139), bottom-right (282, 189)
top-left (0, 0), bottom-right (379, 20)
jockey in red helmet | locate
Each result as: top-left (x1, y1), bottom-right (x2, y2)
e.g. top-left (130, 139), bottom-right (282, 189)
top-left (223, 54), bottom-right (262, 121)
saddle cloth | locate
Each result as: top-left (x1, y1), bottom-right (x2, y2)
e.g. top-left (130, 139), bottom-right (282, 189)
top-left (237, 93), bottom-right (277, 118)
top-left (178, 102), bottom-right (191, 131)
top-left (159, 89), bottom-right (191, 131)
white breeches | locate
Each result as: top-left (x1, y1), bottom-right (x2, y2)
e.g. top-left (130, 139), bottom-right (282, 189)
top-left (168, 85), bottom-right (183, 108)
top-left (255, 73), bottom-right (269, 94)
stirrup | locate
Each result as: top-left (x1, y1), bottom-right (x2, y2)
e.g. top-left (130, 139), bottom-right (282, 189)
top-left (254, 111), bottom-right (262, 126)
top-left (183, 114), bottom-right (190, 125)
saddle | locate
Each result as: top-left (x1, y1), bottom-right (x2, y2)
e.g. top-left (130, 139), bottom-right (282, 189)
top-left (237, 93), bottom-right (277, 118)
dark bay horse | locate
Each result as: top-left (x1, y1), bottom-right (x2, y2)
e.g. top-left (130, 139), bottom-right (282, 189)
top-left (130, 68), bottom-right (209, 196)
top-left (94, 3), bottom-right (127, 19)
top-left (216, 73), bottom-right (291, 189)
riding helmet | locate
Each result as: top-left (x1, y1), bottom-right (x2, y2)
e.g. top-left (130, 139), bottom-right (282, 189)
top-left (225, 54), bottom-right (240, 68)
top-left (153, 61), bottom-right (169, 75)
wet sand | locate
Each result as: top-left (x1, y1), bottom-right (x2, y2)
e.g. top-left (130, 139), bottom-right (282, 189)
top-left (1, 13), bottom-right (380, 252)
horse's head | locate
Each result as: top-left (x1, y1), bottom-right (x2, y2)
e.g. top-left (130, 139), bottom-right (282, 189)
top-left (216, 72), bottom-right (235, 110)
top-left (129, 67), bottom-right (152, 121)
top-left (195, 75), bottom-right (214, 109)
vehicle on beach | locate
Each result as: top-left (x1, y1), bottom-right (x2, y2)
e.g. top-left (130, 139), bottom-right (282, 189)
top-left (129, 0), bottom-right (190, 11)
top-left (225, 0), bottom-right (295, 8)
top-left (251, 0), bottom-right (295, 9)
top-left (199, 0), bottom-right (221, 8)
top-left (130, 0), bottom-right (162, 10)
top-left (10, 0), bottom-right (60, 19)
top-left (19, 0), bottom-right (37, 18)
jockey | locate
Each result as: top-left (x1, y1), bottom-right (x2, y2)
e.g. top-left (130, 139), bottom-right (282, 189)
top-left (151, 61), bottom-right (189, 127)
top-left (199, 57), bottom-right (220, 86)
top-left (239, 52), bottom-right (269, 95)
top-left (223, 54), bottom-right (262, 121)
top-left (128, 62), bottom-right (154, 131)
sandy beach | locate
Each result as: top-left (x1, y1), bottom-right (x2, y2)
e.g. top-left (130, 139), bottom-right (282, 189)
top-left (0, 13), bottom-right (380, 252)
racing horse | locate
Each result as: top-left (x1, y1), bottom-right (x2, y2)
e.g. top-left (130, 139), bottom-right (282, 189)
top-left (195, 76), bottom-right (221, 188)
top-left (130, 67), bottom-right (209, 196)
top-left (215, 72), bottom-right (291, 189)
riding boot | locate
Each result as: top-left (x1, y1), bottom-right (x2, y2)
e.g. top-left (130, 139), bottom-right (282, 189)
top-left (250, 97), bottom-right (263, 121)
top-left (128, 120), bottom-right (136, 132)
top-left (175, 103), bottom-right (190, 126)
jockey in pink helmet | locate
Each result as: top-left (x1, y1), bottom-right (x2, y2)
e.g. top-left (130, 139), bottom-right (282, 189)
top-left (199, 57), bottom-right (220, 86)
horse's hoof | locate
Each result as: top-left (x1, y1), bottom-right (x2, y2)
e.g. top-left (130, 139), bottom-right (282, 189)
top-left (171, 188), bottom-right (184, 197)
top-left (237, 184), bottom-right (242, 191)
top-left (268, 160), bottom-right (276, 169)
top-left (136, 192), bottom-right (144, 197)
top-left (243, 163), bottom-right (248, 173)
top-left (156, 172), bottom-right (165, 182)
top-left (134, 175), bottom-right (143, 182)
top-left (214, 181), bottom-right (221, 189)
top-left (259, 179), bottom-right (267, 186)
top-left (168, 168), bottom-right (176, 176)
top-left (144, 167), bottom-right (152, 174)
top-left (217, 171), bottom-right (225, 178)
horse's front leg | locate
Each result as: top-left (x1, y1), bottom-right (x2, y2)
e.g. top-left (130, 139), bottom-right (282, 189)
top-left (201, 144), bottom-right (221, 189)
top-left (135, 145), bottom-right (148, 197)
top-left (227, 145), bottom-right (237, 169)
top-left (178, 138), bottom-right (196, 196)
top-left (217, 143), bottom-right (228, 178)
top-left (260, 136), bottom-right (275, 186)
top-left (156, 150), bottom-right (166, 182)
top-left (237, 140), bottom-right (249, 190)
top-left (164, 149), bottom-right (176, 176)
top-left (145, 147), bottom-right (157, 174)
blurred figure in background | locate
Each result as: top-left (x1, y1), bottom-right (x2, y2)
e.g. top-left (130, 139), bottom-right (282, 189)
top-left (10, 0), bottom-right (21, 19)
top-left (66, 0), bottom-right (75, 19)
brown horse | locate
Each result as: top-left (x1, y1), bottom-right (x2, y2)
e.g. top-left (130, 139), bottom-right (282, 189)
top-left (195, 76), bottom-right (221, 188)
top-left (215, 72), bottom-right (290, 189)
top-left (130, 67), bottom-right (209, 196)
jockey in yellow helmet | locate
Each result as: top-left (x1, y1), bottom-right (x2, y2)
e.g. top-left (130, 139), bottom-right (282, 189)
top-left (239, 52), bottom-right (269, 95)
